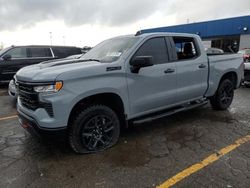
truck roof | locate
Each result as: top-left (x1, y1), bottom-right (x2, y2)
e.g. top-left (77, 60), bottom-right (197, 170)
top-left (9, 45), bottom-right (80, 48)
top-left (135, 32), bottom-right (200, 38)
top-left (111, 32), bottom-right (200, 41)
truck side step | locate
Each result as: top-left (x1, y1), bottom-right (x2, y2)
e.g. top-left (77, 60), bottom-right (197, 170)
top-left (133, 99), bottom-right (208, 124)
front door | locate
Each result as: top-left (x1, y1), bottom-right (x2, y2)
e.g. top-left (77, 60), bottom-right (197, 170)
top-left (0, 47), bottom-right (28, 82)
top-left (127, 37), bottom-right (177, 117)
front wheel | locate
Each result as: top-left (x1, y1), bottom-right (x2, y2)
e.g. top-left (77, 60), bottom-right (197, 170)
top-left (69, 105), bottom-right (120, 154)
top-left (210, 79), bottom-right (234, 110)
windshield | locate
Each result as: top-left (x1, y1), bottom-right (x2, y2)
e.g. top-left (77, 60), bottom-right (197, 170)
top-left (80, 36), bottom-right (139, 63)
top-left (0, 46), bottom-right (12, 57)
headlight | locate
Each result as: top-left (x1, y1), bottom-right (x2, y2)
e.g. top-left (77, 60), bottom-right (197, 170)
top-left (34, 81), bottom-right (63, 93)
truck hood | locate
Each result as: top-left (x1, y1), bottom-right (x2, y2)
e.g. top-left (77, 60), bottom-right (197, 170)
top-left (16, 58), bottom-right (101, 82)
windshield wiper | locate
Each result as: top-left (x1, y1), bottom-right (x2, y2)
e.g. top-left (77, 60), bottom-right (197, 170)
top-left (80, 59), bottom-right (100, 62)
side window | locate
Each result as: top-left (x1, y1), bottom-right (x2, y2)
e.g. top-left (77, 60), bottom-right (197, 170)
top-left (29, 48), bottom-right (52, 58)
top-left (133, 37), bottom-right (169, 64)
top-left (5, 47), bottom-right (27, 58)
top-left (172, 37), bottom-right (199, 60)
top-left (52, 47), bottom-right (82, 58)
top-left (52, 47), bottom-right (70, 58)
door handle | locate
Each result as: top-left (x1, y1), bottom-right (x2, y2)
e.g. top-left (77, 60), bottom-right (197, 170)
top-left (164, 68), bottom-right (175, 74)
top-left (198, 64), bottom-right (206, 69)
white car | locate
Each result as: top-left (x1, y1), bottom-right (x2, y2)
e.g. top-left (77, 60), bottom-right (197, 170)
top-left (8, 79), bottom-right (17, 98)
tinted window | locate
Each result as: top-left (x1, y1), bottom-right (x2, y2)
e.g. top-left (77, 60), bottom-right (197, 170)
top-left (5, 47), bottom-right (27, 58)
top-left (52, 47), bottom-right (82, 58)
top-left (29, 47), bottom-right (52, 58)
top-left (133, 37), bottom-right (168, 64)
top-left (172, 37), bottom-right (199, 60)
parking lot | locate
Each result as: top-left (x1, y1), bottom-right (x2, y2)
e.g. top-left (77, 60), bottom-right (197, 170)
top-left (0, 85), bottom-right (250, 188)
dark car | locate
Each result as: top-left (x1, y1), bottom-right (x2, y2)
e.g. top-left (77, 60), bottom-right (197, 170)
top-left (0, 45), bottom-right (82, 83)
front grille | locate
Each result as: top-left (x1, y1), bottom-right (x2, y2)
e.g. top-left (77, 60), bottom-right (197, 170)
top-left (18, 83), bottom-right (34, 93)
top-left (17, 81), bottom-right (54, 117)
top-left (19, 94), bottom-right (39, 110)
top-left (18, 82), bottom-right (39, 110)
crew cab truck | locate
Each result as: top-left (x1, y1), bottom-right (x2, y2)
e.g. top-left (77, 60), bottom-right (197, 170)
top-left (16, 33), bottom-right (244, 153)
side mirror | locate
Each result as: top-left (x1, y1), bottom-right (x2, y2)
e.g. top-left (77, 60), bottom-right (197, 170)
top-left (130, 56), bottom-right (153, 73)
top-left (2, 54), bottom-right (11, 61)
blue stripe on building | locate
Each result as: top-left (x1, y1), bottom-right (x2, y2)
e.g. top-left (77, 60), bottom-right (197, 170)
top-left (142, 15), bottom-right (250, 39)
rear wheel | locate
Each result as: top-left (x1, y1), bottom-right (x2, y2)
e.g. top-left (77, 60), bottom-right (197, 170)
top-left (69, 105), bottom-right (120, 153)
top-left (210, 79), bottom-right (234, 110)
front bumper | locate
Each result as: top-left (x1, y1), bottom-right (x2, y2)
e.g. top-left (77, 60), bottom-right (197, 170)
top-left (18, 108), bottom-right (67, 139)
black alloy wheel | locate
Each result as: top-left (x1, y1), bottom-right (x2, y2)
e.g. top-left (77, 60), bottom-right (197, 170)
top-left (210, 79), bottom-right (234, 110)
top-left (69, 105), bottom-right (120, 153)
top-left (81, 115), bottom-right (115, 151)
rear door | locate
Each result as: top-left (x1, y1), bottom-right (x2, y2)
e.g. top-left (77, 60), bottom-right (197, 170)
top-left (26, 47), bottom-right (54, 65)
top-left (127, 37), bottom-right (177, 117)
top-left (52, 47), bottom-right (81, 58)
top-left (170, 36), bottom-right (208, 102)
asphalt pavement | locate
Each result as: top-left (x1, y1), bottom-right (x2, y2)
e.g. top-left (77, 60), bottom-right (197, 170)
top-left (0, 85), bottom-right (250, 188)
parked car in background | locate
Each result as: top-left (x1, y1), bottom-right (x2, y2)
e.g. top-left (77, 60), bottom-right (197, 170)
top-left (238, 49), bottom-right (250, 85)
top-left (0, 45), bottom-right (82, 83)
top-left (205, 47), bottom-right (224, 54)
top-left (238, 48), bottom-right (250, 62)
top-left (244, 63), bottom-right (250, 85)
top-left (8, 52), bottom-right (84, 98)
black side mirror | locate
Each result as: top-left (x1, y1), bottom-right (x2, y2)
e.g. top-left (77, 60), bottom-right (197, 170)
top-left (2, 54), bottom-right (11, 61)
top-left (130, 56), bottom-right (153, 73)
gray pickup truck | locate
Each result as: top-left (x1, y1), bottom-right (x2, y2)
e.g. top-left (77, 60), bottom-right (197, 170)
top-left (15, 32), bottom-right (244, 153)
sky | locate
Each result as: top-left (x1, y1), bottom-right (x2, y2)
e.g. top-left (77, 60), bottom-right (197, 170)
top-left (0, 0), bottom-right (249, 48)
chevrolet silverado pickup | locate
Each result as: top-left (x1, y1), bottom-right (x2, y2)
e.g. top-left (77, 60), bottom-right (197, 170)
top-left (15, 32), bottom-right (244, 153)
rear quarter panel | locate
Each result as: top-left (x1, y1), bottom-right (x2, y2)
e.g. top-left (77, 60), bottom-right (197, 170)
top-left (206, 54), bottom-right (244, 97)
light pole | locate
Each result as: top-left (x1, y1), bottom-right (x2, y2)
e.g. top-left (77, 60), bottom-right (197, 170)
top-left (49, 32), bottom-right (52, 46)
top-left (63, 36), bottom-right (65, 45)
top-left (0, 42), bottom-right (3, 50)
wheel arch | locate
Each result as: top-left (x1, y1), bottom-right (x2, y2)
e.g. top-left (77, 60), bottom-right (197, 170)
top-left (219, 71), bottom-right (238, 89)
top-left (68, 92), bottom-right (127, 129)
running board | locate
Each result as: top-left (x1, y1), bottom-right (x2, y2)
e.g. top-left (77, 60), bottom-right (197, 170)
top-left (133, 100), bottom-right (208, 124)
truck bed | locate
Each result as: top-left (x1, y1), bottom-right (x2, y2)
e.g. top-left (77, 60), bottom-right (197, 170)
top-left (206, 53), bottom-right (243, 96)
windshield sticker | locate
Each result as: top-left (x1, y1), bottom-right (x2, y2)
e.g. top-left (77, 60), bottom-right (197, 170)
top-left (106, 52), bottom-right (122, 57)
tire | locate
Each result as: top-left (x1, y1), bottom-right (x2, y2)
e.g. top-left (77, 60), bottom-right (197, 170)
top-left (69, 105), bottom-right (120, 154)
top-left (210, 79), bottom-right (234, 110)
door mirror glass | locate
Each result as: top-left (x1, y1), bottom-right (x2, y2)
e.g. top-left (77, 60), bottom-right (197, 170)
top-left (2, 54), bottom-right (11, 61)
top-left (130, 56), bottom-right (153, 73)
